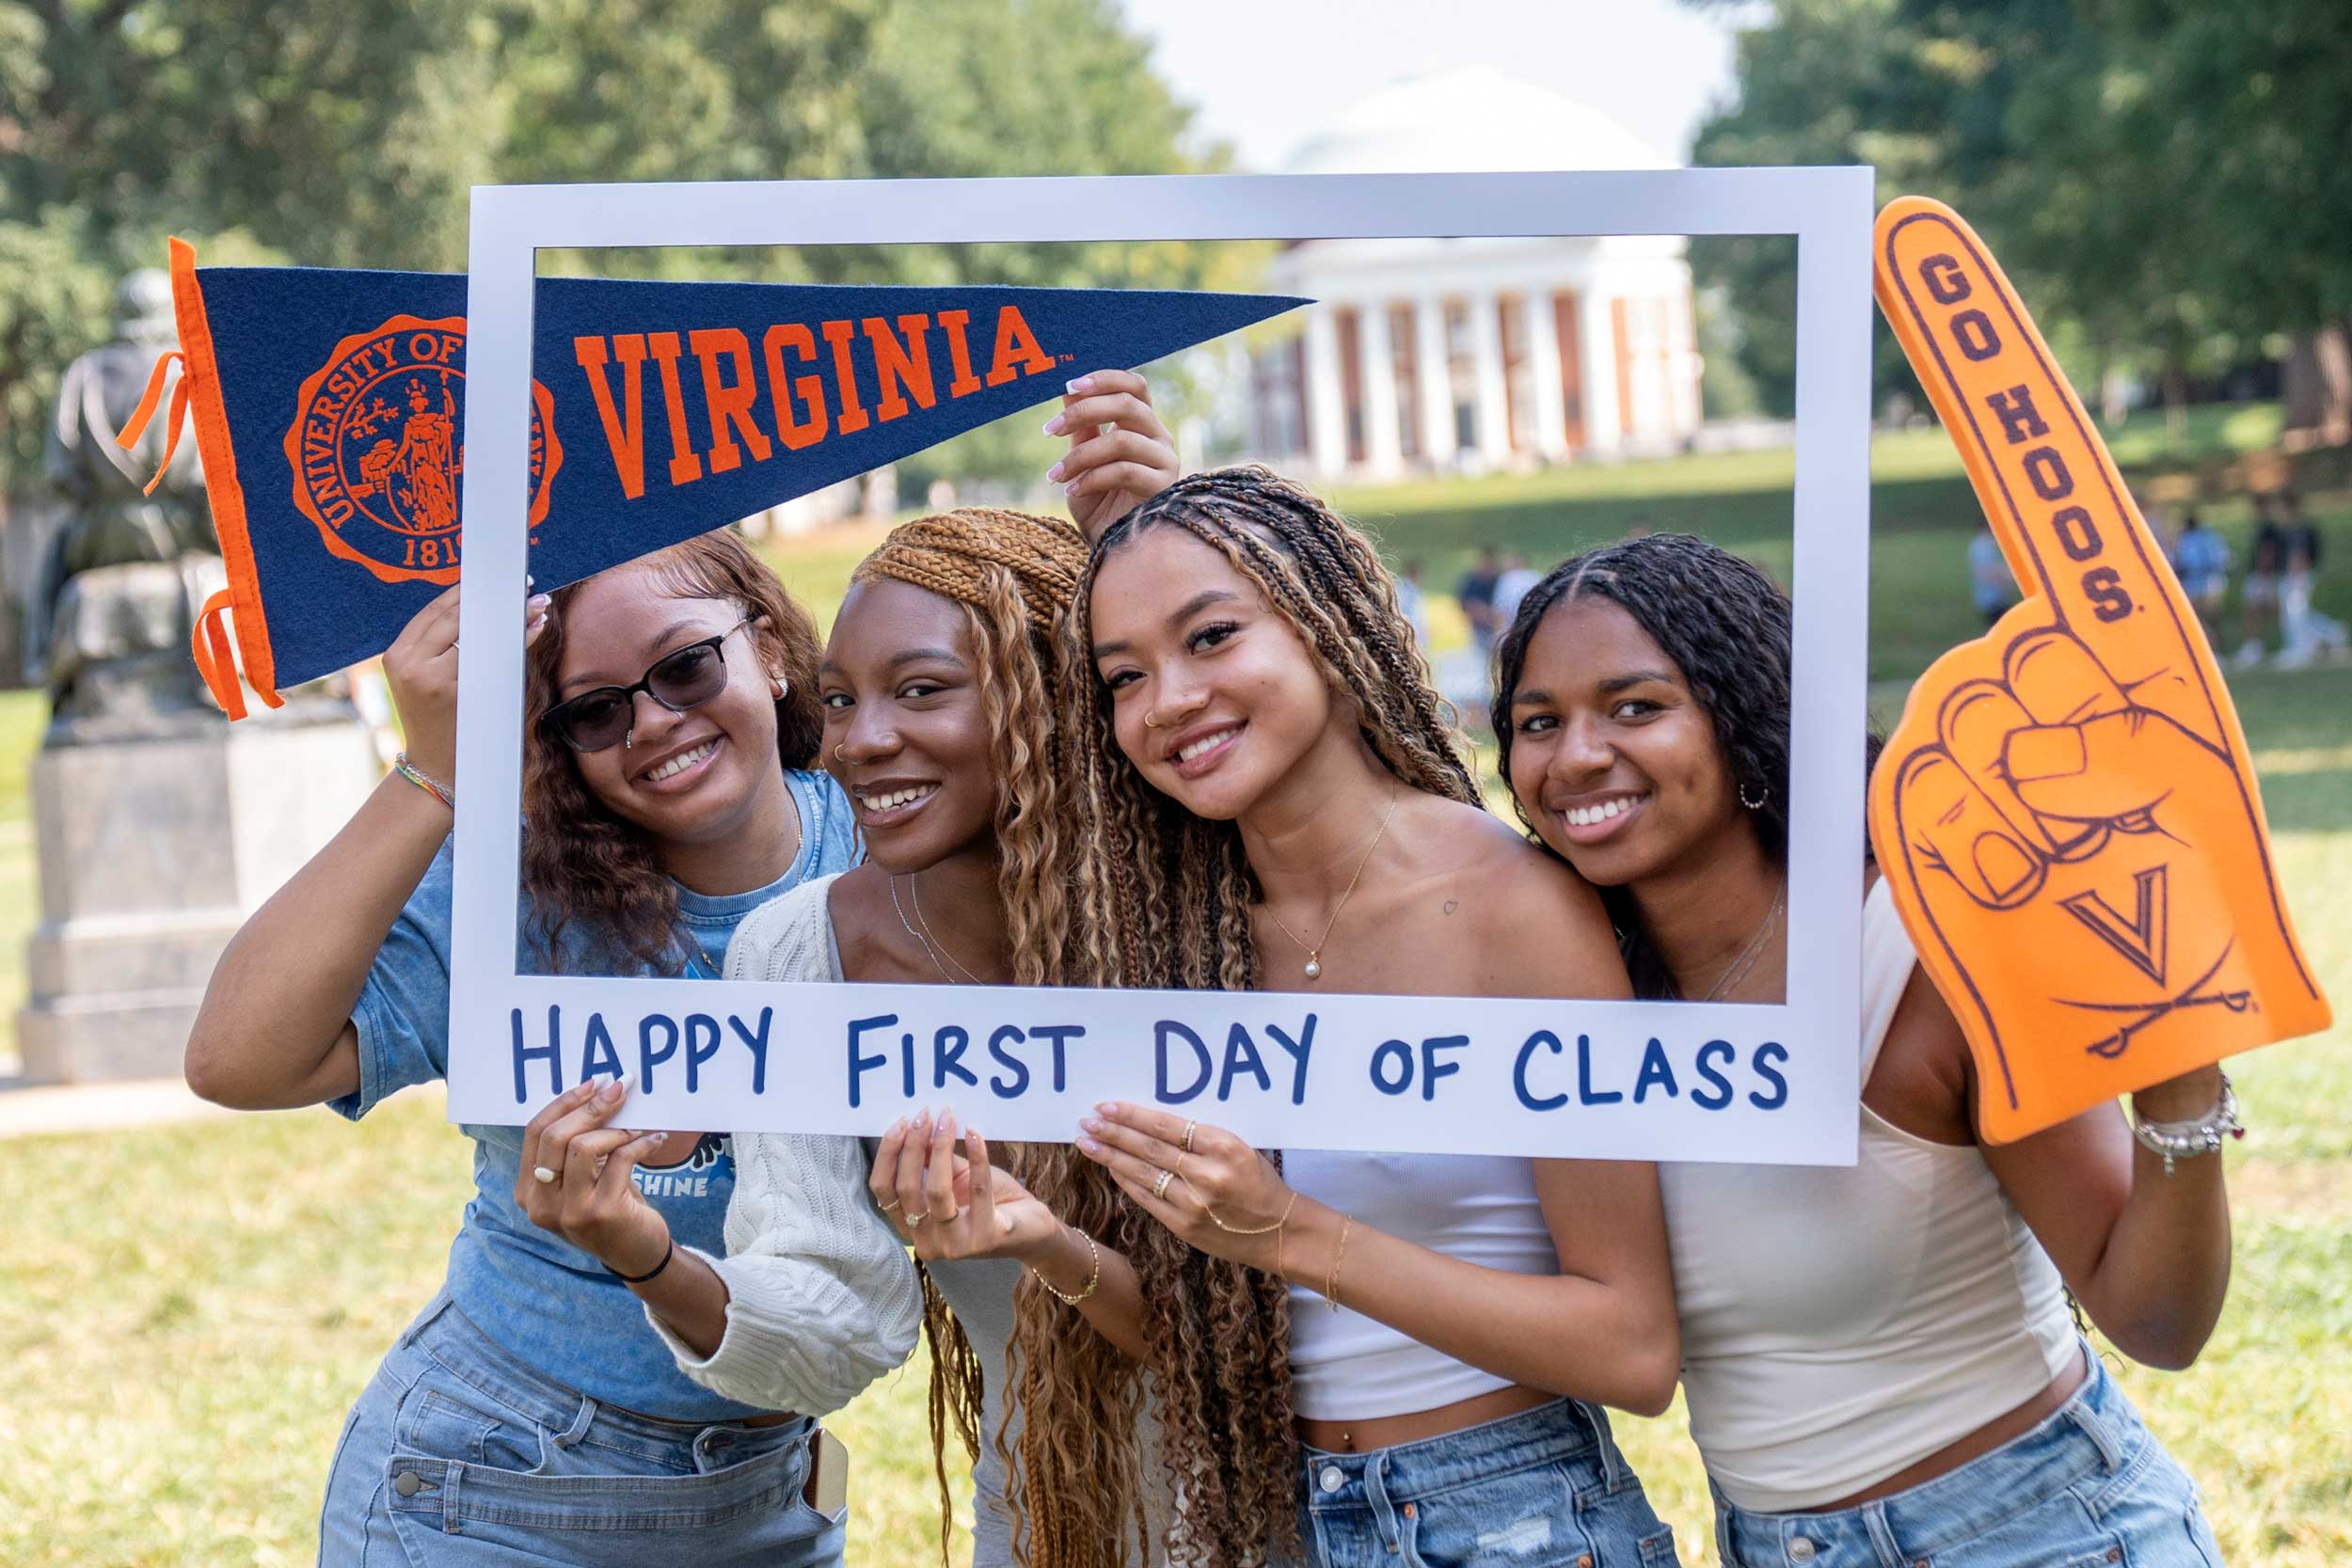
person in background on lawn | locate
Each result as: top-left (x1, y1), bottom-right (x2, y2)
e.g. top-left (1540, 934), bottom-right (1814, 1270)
top-left (186, 528), bottom-right (906, 1565)
top-left (2170, 508), bottom-right (2231, 648)
top-left (1392, 556), bottom-right (1433, 654)
top-left (2235, 493), bottom-right (2286, 668)
top-left (1968, 515), bottom-right (2017, 628)
top-left (1454, 543), bottom-right (1503, 658)
top-left (1497, 531), bottom-right (2233, 1568)
top-left (1492, 547), bottom-right (1542, 632)
top-left (2273, 489), bottom-right (2348, 669)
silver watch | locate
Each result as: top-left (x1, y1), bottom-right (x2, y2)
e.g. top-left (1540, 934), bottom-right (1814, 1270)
top-left (2131, 1071), bottom-right (2243, 1176)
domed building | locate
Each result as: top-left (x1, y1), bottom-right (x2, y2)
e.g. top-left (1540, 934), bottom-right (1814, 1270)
top-left (1245, 69), bottom-right (1705, 480)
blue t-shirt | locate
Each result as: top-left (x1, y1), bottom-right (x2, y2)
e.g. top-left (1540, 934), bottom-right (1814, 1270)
top-left (332, 768), bottom-right (859, 1420)
top-left (2174, 528), bottom-right (2231, 598)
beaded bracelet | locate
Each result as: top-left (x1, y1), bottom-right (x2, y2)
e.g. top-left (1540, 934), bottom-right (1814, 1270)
top-left (393, 752), bottom-right (454, 811)
top-left (2131, 1071), bottom-right (2243, 1176)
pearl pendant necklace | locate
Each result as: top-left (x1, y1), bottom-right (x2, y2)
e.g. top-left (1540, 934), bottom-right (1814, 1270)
top-left (1264, 788), bottom-right (1400, 982)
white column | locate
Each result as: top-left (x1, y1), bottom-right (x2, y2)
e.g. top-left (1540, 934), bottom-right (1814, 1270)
top-left (1581, 287), bottom-right (1625, 458)
top-left (1523, 286), bottom-right (1570, 463)
top-left (1302, 308), bottom-right (1348, 480)
top-left (1469, 290), bottom-right (1512, 465)
top-left (1414, 296), bottom-right (1458, 466)
top-left (1357, 301), bottom-right (1403, 479)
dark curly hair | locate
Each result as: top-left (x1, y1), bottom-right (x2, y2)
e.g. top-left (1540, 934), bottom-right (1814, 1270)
top-left (1491, 531), bottom-right (1791, 999)
top-left (520, 529), bottom-right (825, 974)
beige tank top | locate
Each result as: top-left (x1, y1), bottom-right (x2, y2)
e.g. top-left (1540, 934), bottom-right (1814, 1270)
top-left (1661, 878), bottom-right (2078, 1512)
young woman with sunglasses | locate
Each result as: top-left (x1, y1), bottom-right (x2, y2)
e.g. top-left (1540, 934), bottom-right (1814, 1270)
top-left (1493, 533), bottom-right (2231, 1568)
top-left (186, 530), bottom-right (911, 1566)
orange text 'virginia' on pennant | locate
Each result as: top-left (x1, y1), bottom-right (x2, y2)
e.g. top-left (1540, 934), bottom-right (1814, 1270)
top-left (1867, 197), bottom-right (2329, 1143)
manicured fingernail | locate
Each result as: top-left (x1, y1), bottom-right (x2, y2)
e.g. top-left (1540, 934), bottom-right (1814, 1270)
top-left (1076, 1135), bottom-right (1103, 1154)
top-left (648, 1131), bottom-right (669, 1145)
top-left (1046, 461), bottom-right (1066, 483)
top-left (1068, 376), bottom-right (1093, 394)
top-left (914, 1110), bottom-right (930, 1132)
top-left (1095, 1101), bottom-right (1120, 1116)
top-left (528, 593), bottom-right (550, 611)
top-left (1081, 1117), bottom-right (1104, 1133)
top-left (1043, 415), bottom-right (1066, 436)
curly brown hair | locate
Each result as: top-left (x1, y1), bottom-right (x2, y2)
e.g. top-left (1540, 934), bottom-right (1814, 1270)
top-left (844, 509), bottom-right (1153, 1568)
top-left (1034, 466), bottom-right (1484, 1568)
top-left (519, 530), bottom-right (824, 973)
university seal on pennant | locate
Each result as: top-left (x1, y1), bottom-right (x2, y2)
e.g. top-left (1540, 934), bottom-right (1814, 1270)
top-left (282, 313), bottom-right (562, 585)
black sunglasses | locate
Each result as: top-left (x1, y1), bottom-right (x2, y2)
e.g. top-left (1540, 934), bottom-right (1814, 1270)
top-left (539, 618), bottom-right (756, 752)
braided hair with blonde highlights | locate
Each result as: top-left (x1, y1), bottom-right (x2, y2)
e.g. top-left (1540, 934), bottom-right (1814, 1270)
top-left (849, 508), bottom-right (1154, 1568)
top-left (1036, 466), bottom-right (1484, 1568)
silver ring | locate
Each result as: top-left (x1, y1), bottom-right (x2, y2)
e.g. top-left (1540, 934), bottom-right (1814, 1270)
top-left (1153, 1168), bottom-right (1175, 1200)
top-left (532, 1165), bottom-right (557, 1184)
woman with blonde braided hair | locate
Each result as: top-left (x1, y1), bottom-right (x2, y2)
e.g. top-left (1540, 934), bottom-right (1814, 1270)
top-left (1012, 466), bottom-right (1686, 1567)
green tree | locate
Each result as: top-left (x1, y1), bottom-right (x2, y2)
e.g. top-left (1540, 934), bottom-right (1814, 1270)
top-left (0, 0), bottom-right (1222, 495)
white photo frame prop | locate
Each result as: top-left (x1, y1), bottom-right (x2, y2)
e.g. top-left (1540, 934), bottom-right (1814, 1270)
top-left (452, 168), bottom-right (1874, 1164)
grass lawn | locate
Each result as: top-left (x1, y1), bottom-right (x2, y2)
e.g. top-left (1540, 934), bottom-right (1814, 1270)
top-left (2, 404), bottom-right (2346, 1564)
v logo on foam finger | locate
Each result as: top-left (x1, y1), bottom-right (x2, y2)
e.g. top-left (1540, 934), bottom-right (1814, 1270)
top-left (1867, 197), bottom-right (2329, 1144)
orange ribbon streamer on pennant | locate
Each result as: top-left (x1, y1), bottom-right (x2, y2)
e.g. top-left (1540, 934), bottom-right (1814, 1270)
top-left (115, 349), bottom-right (191, 496)
top-left (1868, 197), bottom-right (2330, 1144)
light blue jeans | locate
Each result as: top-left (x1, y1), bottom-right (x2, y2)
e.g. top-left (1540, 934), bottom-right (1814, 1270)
top-left (1711, 1350), bottom-right (2224, 1568)
top-left (1293, 1397), bottom-right (1682, 1567)
top-left (317, 1293), bottom-right (845, 1566)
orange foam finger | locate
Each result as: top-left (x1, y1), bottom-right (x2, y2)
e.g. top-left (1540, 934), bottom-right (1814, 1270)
top-left (1868, 197), bottom-right (2329, 1143)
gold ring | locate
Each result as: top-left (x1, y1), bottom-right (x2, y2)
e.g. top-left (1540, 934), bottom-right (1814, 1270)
top-left (1181, 1119), bottom-right (1198, 1153)
top-left (904, 1211), bottom-right (930, 1226)
top-left (1153, 1168), bottom-right (1175, 1200)
top-left (877, 1196), bottom-right (901, 1212)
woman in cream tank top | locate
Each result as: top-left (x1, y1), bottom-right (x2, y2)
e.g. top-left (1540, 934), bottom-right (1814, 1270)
top-left (1494, 533), bottom-right (2233, 1567)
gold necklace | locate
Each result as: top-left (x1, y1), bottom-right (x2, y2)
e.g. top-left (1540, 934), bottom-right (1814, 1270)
top-left (1700, 878), bottom-right (1785, 1002)
top-left (890, 875), bottom-right (973, 985)
top-left (1262, 788), bottom-right (1401, 981)
top-left (910, 872), bottom-right (988, 985)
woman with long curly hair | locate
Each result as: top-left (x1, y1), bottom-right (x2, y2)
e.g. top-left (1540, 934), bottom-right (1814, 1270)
top-left (520, 503), bottom-right (1179, 1568)
top-left (185, 529), bottom-right (910, 1566)
top-left (1493, 532), bottom-right (2230, 1567)
top-left (930, 466), bottom-right (1684, 1568)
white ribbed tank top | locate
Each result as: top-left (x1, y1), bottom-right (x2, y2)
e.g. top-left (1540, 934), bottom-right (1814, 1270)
top-left (1662, 878), bottom-right (2077, 1512)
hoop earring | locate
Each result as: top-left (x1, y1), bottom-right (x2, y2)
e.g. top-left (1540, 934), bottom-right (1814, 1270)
top-left (1740, 780), bottom-right (1768, 810)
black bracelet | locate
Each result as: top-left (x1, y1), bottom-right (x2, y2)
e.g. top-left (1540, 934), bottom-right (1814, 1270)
top-left (612, 1239), bottom-right (675, 1285)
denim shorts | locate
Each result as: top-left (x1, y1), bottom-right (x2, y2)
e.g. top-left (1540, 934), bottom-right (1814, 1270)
top-left (317, 1293), bottom-right (845, 1566)
top-left (1711, 1349), bottom-right (2224, 1568)
top-left (1292, 1398), bottom-right (1683, 1568)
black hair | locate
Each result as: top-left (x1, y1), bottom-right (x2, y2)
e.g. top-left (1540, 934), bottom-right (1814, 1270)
top-left (1490, 531), bottom-right (1796, 999)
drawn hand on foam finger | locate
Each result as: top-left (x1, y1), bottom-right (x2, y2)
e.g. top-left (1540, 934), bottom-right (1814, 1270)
top-left (1869, 198), bottom-right (2328, 1144)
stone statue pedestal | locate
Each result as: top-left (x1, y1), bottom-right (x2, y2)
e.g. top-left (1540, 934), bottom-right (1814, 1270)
top-left (18, 716), bottom-right (379, 1083)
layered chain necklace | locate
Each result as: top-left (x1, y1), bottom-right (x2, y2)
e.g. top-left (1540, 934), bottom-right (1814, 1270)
top-left (1262, 788), bottom-right (1401, 982)
top-left (890, 873), bottom-right (985, 985)
top-left (1700, 877), bottom-right (1786, 1002)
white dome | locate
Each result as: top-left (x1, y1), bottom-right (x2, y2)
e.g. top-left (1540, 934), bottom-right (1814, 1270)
top-left (1281, 68), bottom-right (1672, 177)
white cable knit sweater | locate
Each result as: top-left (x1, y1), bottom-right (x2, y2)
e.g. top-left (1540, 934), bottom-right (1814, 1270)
top-left (641, 876), bottom-right (924, 1418)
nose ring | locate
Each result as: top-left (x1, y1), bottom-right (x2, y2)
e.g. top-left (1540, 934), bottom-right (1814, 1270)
top-left (834, 743), bottom-right (847, 764)
top-left (1143, 711), bottom-right (1161, 729)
